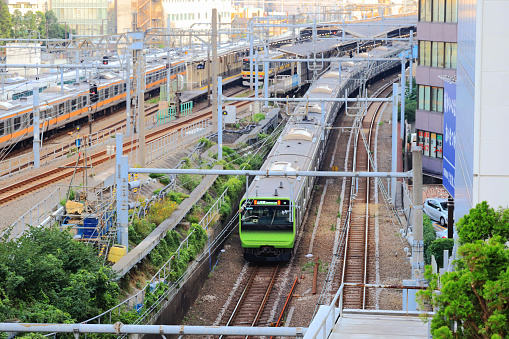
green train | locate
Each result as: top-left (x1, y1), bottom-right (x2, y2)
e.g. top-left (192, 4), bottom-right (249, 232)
top-left (239, 43), bottom-right (407, 262)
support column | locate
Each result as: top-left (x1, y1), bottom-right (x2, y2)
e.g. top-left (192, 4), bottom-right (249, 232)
top-left (60, 68), bottom-right (64, 94)
top-left (115, 133), bottom-right (129, 248)
top-left (33, 86), bottom-right (40, 168)
top-left (255, 50), bottom-right (259, 100)
top-left (400, 54), bottom-right (406, 141)
top-left (409, 30), bottom-right (414, 94)
top-left (211, 8), bottom-right (219, 132)
top-left (125, 54), bottom-right (131, 137)
top-left (218, 77), bottom-right (223, 160)
top-left (391, 83), bottom-right (398, 203)
top-left (136, 49), bottom-right (146, 166)
top-left (249, 24), bottom-right (254, 91)
top-left (411, 144), bottom-right (424, 280)
top-left (264, 46), bottom-right (269, 108)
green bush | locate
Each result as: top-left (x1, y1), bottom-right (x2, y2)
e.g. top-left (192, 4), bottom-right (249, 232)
top-left (423, 214), bottom-right (437, 264)
top-left (253, 113), bottom-right (265, 122)
top-left (198, 137), bottom-right (214, 149)
top-left (158, 176), bottom-right (170, 185)
top-left (0, 227), bottom-right (119, 323)
top-left (429, 238), bottom-right (454, 268)
top-left (149, 173), bottom-right (166, 179)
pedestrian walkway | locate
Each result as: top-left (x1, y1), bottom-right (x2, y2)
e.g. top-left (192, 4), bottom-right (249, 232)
top-left (330, 310), bottom-right (429, 338)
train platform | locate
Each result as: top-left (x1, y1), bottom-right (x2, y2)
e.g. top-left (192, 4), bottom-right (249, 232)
top-left (180, 73), bottom-right (241, 102)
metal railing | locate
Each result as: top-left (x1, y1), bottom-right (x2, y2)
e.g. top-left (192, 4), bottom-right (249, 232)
top-left (146, 118), bottom-right (211, 164)
top-left (0, 187), bottom-right (63, 241)
top-left (0, 125), bottom-right (125, 179)
top-left (199, 189), bottom-right (228, 230)
top-left (305, 283), bottom-right (432, 339)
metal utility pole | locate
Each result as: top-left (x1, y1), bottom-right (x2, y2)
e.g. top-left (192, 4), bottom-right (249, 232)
top-left (249, 23), bottom-right (254, 91)
top-left (115, 133), bottom-right (129, 248)
top-left (218, 77), bottom-right (223, 160)
top-left (211, 8), bottom-right (219, 132)
top-left (167, 17), bottom-right (172, 103)
top-left (400, 53), bottom-right (406, 141)
top-left (125, 54), bottom-right (131, 137)
top-left (391, 83), bottom-right (398, 203)
top-left (409, 30), bottom-right (414, 94)
top-left (411, 143), bottom-right (424, 280)
top-left (33, 86), bottom-right (40, 169)
top-left (137, 49), bottom-right (146, 166)
top-left (263, 46), bottom-right (269, 108)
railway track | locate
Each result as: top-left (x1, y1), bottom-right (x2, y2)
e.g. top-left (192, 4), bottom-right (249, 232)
top-left (0, 93), bottom-right (254, 205)
top-left (333, 81), bottom-right (396, 310)
top-left (0, 86), bottom-right (249, 178)
top-left (217, 265), bottom-right (279, 339)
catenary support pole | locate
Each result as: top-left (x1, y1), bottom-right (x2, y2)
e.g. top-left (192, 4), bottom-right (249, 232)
top-left (249, 24), bottom-right (254, 91)
top-left (218, 77), bottom-right (223, 160)
top-left (411, 144), bottom-right (424, 280)
top-left (125, 54), bottom-right (131, 137)
top-left (212, 8), bottom-right (218, 132)
top-left (400, 54), bottom-right (406, 141)
top-left (33, 86), bottom-right (40, 168)
top-left (391, 83), bottom-right (398, 203)
top-left (116, 133), bottom-right (129, 248)
top-left (264, 45), bottom-right (269, 108)
top-left (60, 68), bottom-right (64, 94)
top-left (137, 49), bottom-right (146, 166)
top-left (409, 30), bottom-right (414, 94)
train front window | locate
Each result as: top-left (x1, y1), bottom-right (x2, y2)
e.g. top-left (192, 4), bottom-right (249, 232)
top-left (241, 205), bottom-right (292, 230)
top-left (242, 60), bottom-right (263, 72)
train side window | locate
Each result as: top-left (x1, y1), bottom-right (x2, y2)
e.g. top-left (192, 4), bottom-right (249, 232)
top-left (71, 99), bottom-right (77, 111)
top-left (123, 83), bottom-right (126, 92)
top-left (114, 85), bottom-right (119, 96)
top-left (58, 103), bottom-right (64, 115)
top-left (105, 88), bottom-right (110, 99)
top-left (99, 89), bottom-right (104, 101)
top-left (0, 122), bottom-right (3, 135)
top-left (65, 100), bottom-right (70, 113)
top-left (13, 117), bottom-right (21, 130)
top-left (29, 113), bottom-right (33, 125)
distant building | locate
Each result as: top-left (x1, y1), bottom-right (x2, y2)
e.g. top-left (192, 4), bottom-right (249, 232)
top-left (162, 0), bottom-right (233, 29)
top-left (50, 0), bottom-right (108, 35)
top-left (5, 0), bottom-right (46, 15)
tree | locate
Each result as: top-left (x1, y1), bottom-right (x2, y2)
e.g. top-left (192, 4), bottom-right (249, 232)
top-left (11, 9), bottom-right (25, 38)
top-left (418, 202), bottom-right (509, 338)
top-left (0, 226), bottom-right (120, 323)
top-left (0, 1), bottom-right (12, 39)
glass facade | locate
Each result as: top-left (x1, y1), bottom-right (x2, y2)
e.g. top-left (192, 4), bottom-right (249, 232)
top-left (418, 130), bottom-right (443, 159)
top-left (419, 41), bottom-right (457, 68)
top-left (418, 85), bottom-right (444, 112)
top-left (420, 0), bottom-right (457, 22)
top-left (51, 0), bottom-right (108, 35)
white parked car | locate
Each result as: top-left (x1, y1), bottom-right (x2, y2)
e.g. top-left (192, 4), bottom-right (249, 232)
top-left (423, 198), bottom-right (449, 226)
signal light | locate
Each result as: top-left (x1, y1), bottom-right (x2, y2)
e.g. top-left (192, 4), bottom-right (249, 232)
top-left (102, 56), bottom-right (109, 65)
top-left (90, 84), bottom-right (98, 103)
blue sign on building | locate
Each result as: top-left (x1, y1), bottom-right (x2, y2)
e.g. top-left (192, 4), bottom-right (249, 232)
top-left (443, 81), bottom-right (456, 197)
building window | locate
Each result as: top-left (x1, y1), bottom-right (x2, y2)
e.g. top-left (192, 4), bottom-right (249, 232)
top-left (418, 130), bottom-right (443, 158)
top-left (420, 0), bottom-right (456, 22)
top-left (419, 41), bottom-right (456, 68)
top-left (418, 85), bottom-right (443, 112)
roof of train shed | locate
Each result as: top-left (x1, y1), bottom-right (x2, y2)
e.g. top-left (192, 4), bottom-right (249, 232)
top-left (278, 39), bottom-right (343, 57)
top-left (345, 15), bottom-right (417, 38)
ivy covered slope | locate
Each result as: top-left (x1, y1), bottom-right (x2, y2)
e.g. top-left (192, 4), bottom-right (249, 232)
top-left (418, 202), bottom-right (509, 339)
top-left (0, 227), bottom-right (120, 323)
